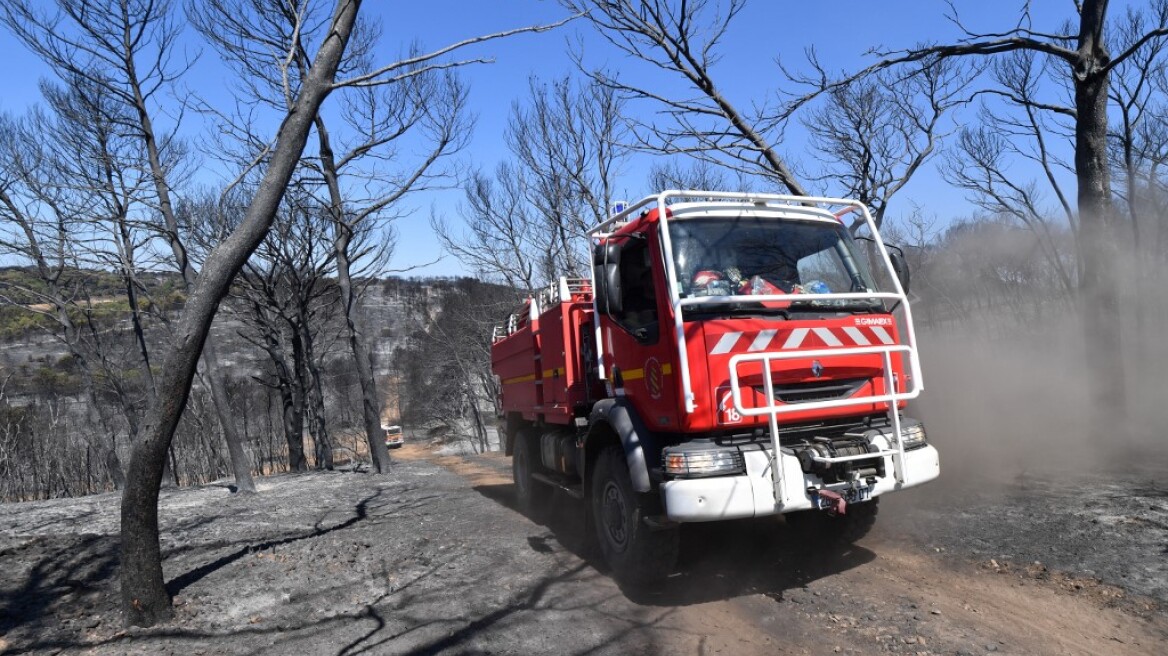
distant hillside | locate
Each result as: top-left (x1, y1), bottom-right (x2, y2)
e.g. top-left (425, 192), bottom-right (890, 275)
top-left (0, 268), bottom-right (508, 500)
top-left (0, 270), bottom-right (478, 393)
top-left (0, 266), bottom-right (187, 342)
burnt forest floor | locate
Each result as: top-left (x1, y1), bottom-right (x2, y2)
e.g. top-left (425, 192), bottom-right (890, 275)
top-left (1, 441), bottom-right (1165, 656)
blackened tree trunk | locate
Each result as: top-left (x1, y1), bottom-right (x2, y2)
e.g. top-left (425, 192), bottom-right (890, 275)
top-left (201, 339), bottom-right (257, 489)
top-left (299, 319), bottom-right (332, 470)
top-left (466, 379), bottom-right (489, 453)
top-left (289, 322), bottom-right (310, 468)
top-left (335, 228), bottom-right (390, 471)
top-left (118, 0), bottom-right (361, 627)
top-left (314, 119), bottom-right (391, 473)
top-left (281, 375), bottom-right (308, 472)
top-left (129, 32), bottom-right (258, 495)
top-left (1073, 4), bottom-right (1127, 427)
top-left (252, 311), bottom-right (308, 471)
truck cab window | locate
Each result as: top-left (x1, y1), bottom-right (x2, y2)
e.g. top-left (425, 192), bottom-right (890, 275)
top-left (615, 238), bottom-right (659, 342)
top-left (797, 243), bottom-right (860, 293)
top-left (670, 216), bottom-right (882, 308)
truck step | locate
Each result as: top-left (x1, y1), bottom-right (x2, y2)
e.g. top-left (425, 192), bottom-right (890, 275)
top-left (642, 514), bottom-right (680, 531)
top-left (531, 472), bottom-right (584, 499)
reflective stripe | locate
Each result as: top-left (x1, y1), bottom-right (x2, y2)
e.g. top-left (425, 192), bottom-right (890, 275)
top-left (871, 326), bottom-right (895, 345)
top-left (842, 327), bottom-right (871, 345)
top-left (748, 329), bottom-right (777, 352)
top-left (709, 325), bottom-right (896, 354)
top-left (782, 328), bottom-right (809, 349)
top-left (710, 332), bottom-right (742, 355)
top-left (621, 362), bottom-right (673, 381)
top-left (812, 327), bottom-right (843, 347)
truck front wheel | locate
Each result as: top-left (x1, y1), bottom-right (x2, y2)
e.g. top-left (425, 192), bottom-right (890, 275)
top-left (591, 447), bottom-right (678, 584)
top-left (513, 429), bottom-right (550, 522)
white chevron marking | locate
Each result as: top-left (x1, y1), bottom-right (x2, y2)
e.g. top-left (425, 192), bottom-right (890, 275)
top-left (813, 327), bottom-right (843, 347)
top-left (782, 328), bottom-right (809, 349)
top-left (710, 332), bottom-right (742, 355)
top-left (748, 329), bottom-right (777, 351)
top-left (842, 327), bottom-right (871, 345)
top-left (871, 326), bottom-right (895, 345)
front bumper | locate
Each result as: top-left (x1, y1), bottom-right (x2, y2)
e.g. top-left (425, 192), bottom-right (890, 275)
top-left (661, 435), bottom-right (939, 522)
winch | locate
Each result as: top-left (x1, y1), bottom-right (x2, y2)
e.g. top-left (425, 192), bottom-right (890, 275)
top-left (793, 435), bottom-right (886, 483)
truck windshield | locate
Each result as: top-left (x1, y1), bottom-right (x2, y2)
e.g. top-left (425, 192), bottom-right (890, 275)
top-left (668, 215), bottom-right (882, 311)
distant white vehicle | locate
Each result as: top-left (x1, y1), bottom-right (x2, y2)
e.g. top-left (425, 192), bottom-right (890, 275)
top-left (383, 425), bottom-right (404, 449)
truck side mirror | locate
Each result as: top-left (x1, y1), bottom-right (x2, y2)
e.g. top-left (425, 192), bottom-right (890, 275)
top-left (888, 247), bottom-right (911, 294)
top-left (593, 243), bottom-right (623, 314)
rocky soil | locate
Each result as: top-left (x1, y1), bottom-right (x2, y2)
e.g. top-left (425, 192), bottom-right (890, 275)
top-left (1, 441), bottom-right (1165, 655)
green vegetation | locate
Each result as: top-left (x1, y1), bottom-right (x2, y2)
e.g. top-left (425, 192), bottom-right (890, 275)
top-left (0, 266), bottom-right (187, 340)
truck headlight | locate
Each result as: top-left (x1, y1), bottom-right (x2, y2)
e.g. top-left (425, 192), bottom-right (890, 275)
top-left (662, 445), bottom-right (745, 478)
top-left (897, 422), bottom-right (928, 450)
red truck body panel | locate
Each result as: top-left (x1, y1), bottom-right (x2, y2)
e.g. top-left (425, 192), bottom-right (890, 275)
top-left (495, 293), bottom-right (909, 436)
top-left (494, 288), bottom-right (599, 426)
top-left (491, 303), bottom-right (543, 421)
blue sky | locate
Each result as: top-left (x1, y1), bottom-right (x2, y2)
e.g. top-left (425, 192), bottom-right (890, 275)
top-left (0, 1), bottom-right (1090, 278)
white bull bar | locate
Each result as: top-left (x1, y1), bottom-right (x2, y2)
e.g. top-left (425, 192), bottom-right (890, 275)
top-left (728, 343), bottom-right (922, 509)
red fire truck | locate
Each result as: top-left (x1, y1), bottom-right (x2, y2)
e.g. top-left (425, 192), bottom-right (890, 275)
top-left (491, 191), bottom-right (939, 582)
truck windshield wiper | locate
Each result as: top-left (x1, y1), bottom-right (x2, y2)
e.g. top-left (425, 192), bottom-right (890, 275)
top-left (683, 302), bottom-right (790, 319)
top-left (788, 299), bottom-right (883, 313)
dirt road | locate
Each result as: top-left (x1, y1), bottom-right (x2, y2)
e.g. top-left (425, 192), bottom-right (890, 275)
top-left (406, 444), bottom-right (1167, 656)
top-left (1, 442), bottom-right (1164, 655)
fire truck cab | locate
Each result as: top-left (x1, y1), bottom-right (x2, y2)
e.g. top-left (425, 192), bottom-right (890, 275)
top-left (491, 190), bottom-right (940, 582)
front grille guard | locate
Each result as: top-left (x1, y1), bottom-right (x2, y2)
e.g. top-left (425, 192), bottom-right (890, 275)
top-left (727, 344), bottom-right (922, 509)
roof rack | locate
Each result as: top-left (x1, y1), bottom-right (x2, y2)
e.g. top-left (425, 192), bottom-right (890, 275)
top-left (491, 277), bottom-right (593, 342)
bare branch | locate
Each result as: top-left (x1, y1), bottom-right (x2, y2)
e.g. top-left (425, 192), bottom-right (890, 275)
top-left (332, 15), bottom-right (578, 89)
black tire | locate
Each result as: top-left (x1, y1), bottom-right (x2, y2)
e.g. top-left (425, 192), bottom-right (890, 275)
top-left (591, 447), bottom-right (679, 583)
top-left (513, 429), bottom-right (551, 522)
top-left (786, 498), bottom-right (879, 546)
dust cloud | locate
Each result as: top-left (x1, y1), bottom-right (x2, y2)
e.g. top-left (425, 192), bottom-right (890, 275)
top-left (910, 312), bottom-right (1168, 494)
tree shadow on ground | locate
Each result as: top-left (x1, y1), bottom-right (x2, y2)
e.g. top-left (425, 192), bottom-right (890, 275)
top-left (11, 555), bottom-right (658, 656)
top-left (331, 561), bottom-right (595, 656)
top-left (0, 533), bottom-right (119, 648)
top-left (468, 482), bottom-right (876, 608)
top-left (165, 487), bottom-right (387, 596)
top-left (0, 485), bottom-right (395, 655)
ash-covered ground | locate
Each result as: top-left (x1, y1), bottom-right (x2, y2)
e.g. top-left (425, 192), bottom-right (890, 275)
top-left (1, 440), bottom-right (1165, 656)
top-left (882, 464), bottom-right (1168, 604)
top-left (902, 329), bottom-right (1168, 605)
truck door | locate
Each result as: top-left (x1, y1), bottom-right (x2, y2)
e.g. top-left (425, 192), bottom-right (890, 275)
top-left (603, 230), bottom-right (679, 431)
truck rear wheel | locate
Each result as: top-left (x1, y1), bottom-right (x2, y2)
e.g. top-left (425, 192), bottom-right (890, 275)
top-left (591, 447), bottom-right (678, 584)
top-left (786, 498), bottom-right (879, 546)
top-left (513, 429), bottom-right (551, 522)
